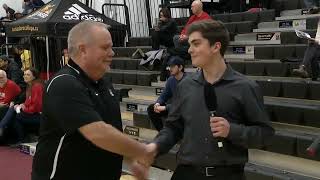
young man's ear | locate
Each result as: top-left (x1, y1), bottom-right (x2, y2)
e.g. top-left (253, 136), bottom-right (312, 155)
top-left (210, 42), bottom-right (221, 54)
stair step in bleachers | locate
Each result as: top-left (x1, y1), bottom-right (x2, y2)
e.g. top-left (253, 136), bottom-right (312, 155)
top-left (254, 17), bottom-right (318, 32)
top-left (128, 37), bottom-right (152, 47)
top-left (229, 44), bottom-right (308, 59)
top-left (280, 8), bottom-right (308, 17)
top-left (107, 69), bottom-right (159, 86)
top-left (113, 47), bottom-right (152, 57)
top-left (212, 10), bottom-right (275, 23)
top-left (231, 29), bottom-right (316, 45)
top-left (277, 13), bottom-right (320, 21)
top-left (228, 60), bottom-right (299, 77)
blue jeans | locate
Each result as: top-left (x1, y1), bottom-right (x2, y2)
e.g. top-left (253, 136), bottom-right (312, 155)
top-left (304, 0), bottom-right (319, 8)
top-left (0, 107), bottom-right (15, 128)
top-left (13, 111), bottom-right (41, 141)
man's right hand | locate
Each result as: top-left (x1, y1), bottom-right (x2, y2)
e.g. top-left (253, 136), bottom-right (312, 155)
top-left (154, 105), bottom-right (166, 113)
top-left (131, 143), bottom-right (158, 179)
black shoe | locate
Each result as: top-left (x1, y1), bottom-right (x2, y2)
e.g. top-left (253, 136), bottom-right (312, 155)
top-left (307, 7), bottom-right (320, 14)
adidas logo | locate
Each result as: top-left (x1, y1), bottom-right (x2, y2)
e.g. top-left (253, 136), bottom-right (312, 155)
top-left (63, 4), bottom-right (103, 22)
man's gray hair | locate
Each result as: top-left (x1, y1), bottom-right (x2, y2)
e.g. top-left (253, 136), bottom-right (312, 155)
top-left (2, 4), bottom-right (8, 9)
top-left (67, 21), bottom-right (110, 58)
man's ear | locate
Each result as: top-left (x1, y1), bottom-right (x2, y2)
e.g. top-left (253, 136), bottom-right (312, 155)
top-left (210, 42), bottom-right (221, 54)
top-left (78, 44), bottom-right (86, 55)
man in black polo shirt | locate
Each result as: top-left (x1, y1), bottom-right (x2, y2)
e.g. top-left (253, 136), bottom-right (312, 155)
top-left (32, 21), bottom-right (154, 180)
top-left (146, 20), bottom-right (274, 180)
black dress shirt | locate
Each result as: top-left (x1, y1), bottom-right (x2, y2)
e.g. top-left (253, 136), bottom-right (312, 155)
top-left (153, 65), bottom-right (275, 166)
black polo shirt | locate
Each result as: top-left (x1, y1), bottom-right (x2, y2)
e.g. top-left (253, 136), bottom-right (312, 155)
top-left (32, 60), bottom-right (123, 180)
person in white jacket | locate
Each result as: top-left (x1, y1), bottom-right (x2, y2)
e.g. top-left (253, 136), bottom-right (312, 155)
top-left (293, 19), bottom-right (320, 81)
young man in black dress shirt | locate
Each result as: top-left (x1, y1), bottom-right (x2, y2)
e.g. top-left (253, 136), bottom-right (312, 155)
top-left (146, 19), bottom-right (274, 180)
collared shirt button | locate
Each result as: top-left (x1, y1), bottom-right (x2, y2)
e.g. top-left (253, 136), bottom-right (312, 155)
top-left (204, 138), bottom-right (208, 142)
top-left (205, 156), bottom-right (209, 159)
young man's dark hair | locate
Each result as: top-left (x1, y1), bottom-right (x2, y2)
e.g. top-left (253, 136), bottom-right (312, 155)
top-left (159, 8), bottom-right (171, 18)
top-left (187, 19), bottom-right (230, 56)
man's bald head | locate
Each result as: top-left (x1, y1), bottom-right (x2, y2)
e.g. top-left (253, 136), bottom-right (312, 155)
top-left (191, 0), bottom-right (203, 15)
top-left (0, 70), bottom-right (7, 87)
top-left (67, 21), bottom-right (110, 59)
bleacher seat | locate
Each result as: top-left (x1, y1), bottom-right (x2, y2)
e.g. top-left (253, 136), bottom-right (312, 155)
top-left (236, 21), bottom-right (255, 34)
top-left (273, 45), bottom-right (295, 59)
top-left (245, 62), bottom-right (265, 76)
top-left (265, 132), bottom-right (296, 156)
top-left (123, 72), bottom-right (137, 85)
top-left (256, 79), bottom-right (281, 97)
top-left (265, 62), bottom-right (289, 77)
top-left (255, 46), bottom-right (274, 59)
top-left (111, 71), bottom-right (124, 84)
top-left (243, 12), bottom-right (259, 22)
top-left (282, 80), bottom-right (307, 99)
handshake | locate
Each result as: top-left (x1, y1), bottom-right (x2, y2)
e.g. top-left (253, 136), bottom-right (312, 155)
top-left (129, 143), bottom-right (158, 180)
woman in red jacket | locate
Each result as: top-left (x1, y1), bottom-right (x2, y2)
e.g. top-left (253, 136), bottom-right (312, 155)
top-left (0, 68), bottom-right (43, 143)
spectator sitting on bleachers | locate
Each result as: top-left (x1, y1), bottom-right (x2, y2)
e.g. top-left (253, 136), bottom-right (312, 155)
top-left (22, 0), bottom-right (34, 15)
top-left (147, 56), bottom-right (186, 131)
top-left (0, 68), bottom-right (43, 143)
top-left (292, 19), bottom-right (320, 81)
top-left (14, 46), bottom-right (32, 71)
top-left (22, 0), bottom-right (45, 15)
top-left (173, 0), bottom-right (211, 48)
top-left (0, 70), bottom-right (21, 119)
top-left (1, 4), bottom-right (15, 20)
top-left (31, 0), bottom-right (45, 10)
top-left (151, 8), bottom-right (177, 50)
top-left (0, 55), bottom-right (25, 89)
